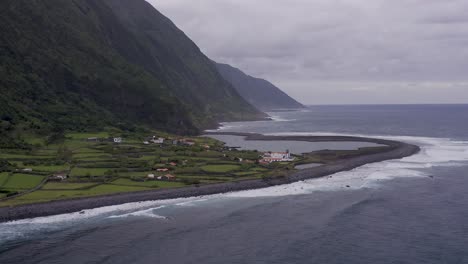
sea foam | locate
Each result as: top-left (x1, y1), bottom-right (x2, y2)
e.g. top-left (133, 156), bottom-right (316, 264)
top-left (226, 132), bottom-right (468, 198)
top-left (2, 132), bottom-right (467, 243)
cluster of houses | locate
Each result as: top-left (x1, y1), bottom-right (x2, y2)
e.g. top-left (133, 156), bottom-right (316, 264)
top-left (259, 150), bottom-right (295, 164)
top-left (143, 136), bottom-right (197, 147)
top-left (146, 161), bottom-right (181, 181)
top-left (146, 173), bottom-right (176, 181)
top-left (86, 135), bottom-right (203, 148)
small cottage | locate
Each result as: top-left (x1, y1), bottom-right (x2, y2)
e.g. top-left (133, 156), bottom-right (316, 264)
top-left (163, 174), bottom-right (176, 180)
top-left (151, 137), bottom-right (165, 144)
top-left (49, 173), bottom-right (68, 181)
top-left (180, 139), bottom-right (195, 146)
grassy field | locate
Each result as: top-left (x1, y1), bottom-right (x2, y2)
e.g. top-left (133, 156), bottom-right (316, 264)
top-left (0, 172), bottom-right (10, 187)
top-left (72, 147), bottom-right (105, 154)
top-left (72, 153), bottom-right (112, 159)
top-left (42, 182), bottom-right (99, 190)
top-left (2, 174), bottom-right (45, 190)
top-left (112, 178), bottom-right (186, 188)
top-left (118, 171), bottom-right (155, 177)
top-left (178, 175), bottom-right (232, 182)
top-left (0, 130), bottom-right (353, 207)
top-left (233, 171), bottom-right (259, 176)
top-left (0, 153), bottom-right (53, 160)
top-left (70, 168), bottom-right (114, 177)
top-left (66, 132), bottom-right (110, 140)
top-left (1, 185), bottom-right (152, 206)
top-left (201, 164), bottom-right (242, 173)
top-left (28, 165), bottom-right (70, 172)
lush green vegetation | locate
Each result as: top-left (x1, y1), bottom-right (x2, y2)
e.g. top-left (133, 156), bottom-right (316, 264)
top-left (112, 178), bottom-right (186, 188)
top-left (42, 182), bottom-right (99, 190)
top-left (201, 165), bottom-right (242, 173)
top-left (0, 131), bottom-right (390, 207)
top-left (2, 174), bottom-right (45, 190)
top-left (0, 0), bottom-right (264, 148)
top-left (0, 132), bottom-right (293, 206)
top-left (0, 173), bottom-right (10, 187)
top-left (1, 185), bottom-right (153, 207)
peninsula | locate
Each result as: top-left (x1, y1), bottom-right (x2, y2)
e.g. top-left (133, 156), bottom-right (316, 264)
top-left (0, 132), bottom-right (419, 222)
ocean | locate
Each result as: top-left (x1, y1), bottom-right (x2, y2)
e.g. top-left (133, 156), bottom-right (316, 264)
top-left (1, 104), bottom-right (468, 264)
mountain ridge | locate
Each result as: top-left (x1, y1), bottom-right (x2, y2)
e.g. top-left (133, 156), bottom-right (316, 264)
top-left (214, 62), bottom-right (305, 111)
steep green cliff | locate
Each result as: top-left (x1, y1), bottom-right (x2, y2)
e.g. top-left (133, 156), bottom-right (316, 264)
top-left (0, 0), bottom-right (264, 140)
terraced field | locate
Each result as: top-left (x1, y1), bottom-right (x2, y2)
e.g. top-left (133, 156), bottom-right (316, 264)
top-left (0, 132), bottom-right (293, 206)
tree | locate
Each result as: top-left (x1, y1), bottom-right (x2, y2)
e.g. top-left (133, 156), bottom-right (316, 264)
top-left (57, 145), bottom-right (72, 162)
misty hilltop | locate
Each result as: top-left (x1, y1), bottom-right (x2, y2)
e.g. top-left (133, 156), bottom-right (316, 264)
top-left (0, 0), bottom-right (265, 138)
top-left (214, 62), bottom-right (304, 111)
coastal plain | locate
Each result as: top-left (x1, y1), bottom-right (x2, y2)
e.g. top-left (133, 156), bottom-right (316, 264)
top-left (0, 131), bottom-right (419, 222)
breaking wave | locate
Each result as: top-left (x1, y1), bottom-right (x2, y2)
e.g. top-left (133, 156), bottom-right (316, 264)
top-left (226, 132), bottom-right (468, 198)
top-left (2, 131), bottom-right (467, 244)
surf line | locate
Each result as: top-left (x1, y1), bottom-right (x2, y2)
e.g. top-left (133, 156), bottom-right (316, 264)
top-left (0, 133), bottom-right (420, 223)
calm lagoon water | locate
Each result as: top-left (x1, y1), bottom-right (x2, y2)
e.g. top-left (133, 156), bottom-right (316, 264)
top-left (1, 104), bottom-right (468, 264)
top-left (205, 134), bottom-right (382, 153)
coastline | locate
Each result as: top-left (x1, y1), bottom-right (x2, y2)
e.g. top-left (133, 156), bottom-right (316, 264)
top-left (0, 134), bottom-right (420, 223)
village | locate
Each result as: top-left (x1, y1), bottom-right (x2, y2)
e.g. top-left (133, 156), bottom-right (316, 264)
top-left (0, 131), bottom-right (303, 206)
top-left (83, 135), bottom-right (296, 183)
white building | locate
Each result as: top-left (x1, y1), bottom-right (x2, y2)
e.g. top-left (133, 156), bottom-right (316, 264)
top-left (114, 137), bottom-right (122, 143)
top-left (261, 150), bottom-right (294, 163)
top-left (151, 137), bottom-right (165, 144)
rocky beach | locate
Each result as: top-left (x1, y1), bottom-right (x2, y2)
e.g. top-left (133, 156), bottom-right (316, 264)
top-left (0, 133), bottom-right (420, 222)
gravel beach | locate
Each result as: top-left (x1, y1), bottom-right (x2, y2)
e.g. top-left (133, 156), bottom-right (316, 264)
top-left (0, 134), bottom-right (420, 222)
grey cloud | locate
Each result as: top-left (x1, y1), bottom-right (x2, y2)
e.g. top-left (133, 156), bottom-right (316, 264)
top-left (148, 0), bottom-right (468, 104)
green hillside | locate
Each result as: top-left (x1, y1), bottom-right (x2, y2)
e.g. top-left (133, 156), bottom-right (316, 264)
top-left (0, 0), bottom-right (264, 146)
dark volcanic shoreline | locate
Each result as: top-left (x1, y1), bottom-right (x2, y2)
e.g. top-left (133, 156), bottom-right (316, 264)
top-left (0, 134), bottom-right (420, 223)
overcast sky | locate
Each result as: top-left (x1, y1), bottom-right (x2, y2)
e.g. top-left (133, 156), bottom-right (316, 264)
top-left (149, 0), bottom-right (468, 104)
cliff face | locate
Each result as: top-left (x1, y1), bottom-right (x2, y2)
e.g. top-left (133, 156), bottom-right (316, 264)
top-left (215, 62), bottom-right (305, 111)
top-left (0, 0), bottom-right (264, 137)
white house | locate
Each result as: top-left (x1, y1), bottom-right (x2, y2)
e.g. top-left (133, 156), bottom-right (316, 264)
top-left (49, 173), bottom-right (68, 181)
top-left (114, 137), bottom-right (122, 143)
top-left (147, 174), bottom-right (155, 179)
top-left (151, 137), bottom-right (165, 144)
top-left (261, 150), bottom-right (294, 163)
